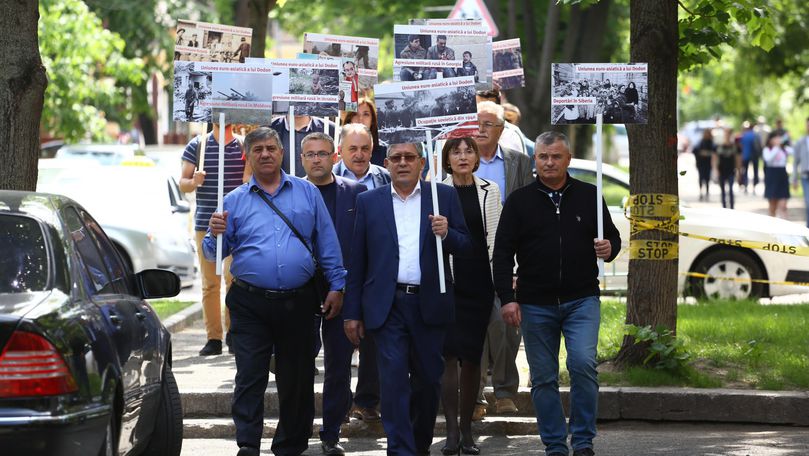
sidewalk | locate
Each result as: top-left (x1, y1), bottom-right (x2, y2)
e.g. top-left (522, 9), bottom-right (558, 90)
top-left (168, 155), bottom-right (809, 439)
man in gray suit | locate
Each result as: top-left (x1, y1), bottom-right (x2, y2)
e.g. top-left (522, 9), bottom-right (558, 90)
top-left (473, 101), bottom-right (534, 418)
top-left (791, 117), bottom-right (809, 227)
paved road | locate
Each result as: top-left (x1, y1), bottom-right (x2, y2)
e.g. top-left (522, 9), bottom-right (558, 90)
top-left (181, 421), bottom-right (809, 455)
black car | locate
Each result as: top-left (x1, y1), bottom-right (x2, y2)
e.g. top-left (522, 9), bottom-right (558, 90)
top-left (0, 191), bottom-right (183, 456)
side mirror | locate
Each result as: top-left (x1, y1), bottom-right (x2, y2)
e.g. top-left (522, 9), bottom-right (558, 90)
top-left (135, 269), bottom-right (181, 299)
top-left (172, 200), bottom-right (191, 214)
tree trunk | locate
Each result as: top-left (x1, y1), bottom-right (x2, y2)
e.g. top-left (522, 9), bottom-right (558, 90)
top-left (615, 0), bottom-right (679, 366)
top-left (235, 0), bottom-right (250, 27)
top-left (248, 0), bottom-right (277, 58)
top-left (530, 1), bottom-right (560, 107)
top-left (0, 0), bottom-right (47, 191)
top-left (506, 0), bottom-right (518, 38)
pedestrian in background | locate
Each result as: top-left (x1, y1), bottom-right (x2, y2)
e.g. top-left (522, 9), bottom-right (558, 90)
top-left (713, 128), bottom-right (741, 209)
top-left (763, 132), bottom-right (792, 218)
top-left (790, 117), bottom-right (809, 227)
top-left (694, 128), bottom-right (715, 201)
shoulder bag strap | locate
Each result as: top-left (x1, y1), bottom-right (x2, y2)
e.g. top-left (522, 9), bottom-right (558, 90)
top-left (250, 186), bottom-right (319, 267)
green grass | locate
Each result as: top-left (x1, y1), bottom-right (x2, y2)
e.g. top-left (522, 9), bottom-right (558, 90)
top-left (559, 299), bottom-right (809, 390)
top-left (148, 299), bottom-right (195, 320)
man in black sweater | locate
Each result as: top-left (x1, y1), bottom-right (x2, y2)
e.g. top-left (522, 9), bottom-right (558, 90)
top-left (493, 131), bottom-right (621, 456)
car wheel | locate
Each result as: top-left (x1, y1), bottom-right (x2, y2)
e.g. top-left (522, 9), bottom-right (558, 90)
top-left (143, 365), bottom-right (183, 456)
top-left (689, 249), bottom-right (765, 300)
top-left (97, 415), bottom-right (116, 456)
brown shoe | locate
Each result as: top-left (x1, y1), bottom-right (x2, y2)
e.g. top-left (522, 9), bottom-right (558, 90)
top-left (495, 397), bottom-right (518, 414)
top-left (471, 403), bottom-right (487, 421)
top-left (349, 406), bottom-right (381, 422)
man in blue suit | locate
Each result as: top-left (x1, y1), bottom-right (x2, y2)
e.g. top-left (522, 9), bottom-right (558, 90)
top-left (344, 142), bottom-right (472, 455)
top-left (301, 132), bottom-right (367, 456)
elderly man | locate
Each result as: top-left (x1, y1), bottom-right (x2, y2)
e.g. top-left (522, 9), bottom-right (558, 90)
top-left (344, 142), bottom-right (471, 455)
top-left (300, 133), bottom-right (367, 455)
top-left (205, 127), bottom-right (346, 456)
top-left (472, 101), bottom-right (534, 419)
top-left (475, 89), bottom-right (533, 157)
top-left (333, 123), bottom-right (390, 423)
top-left (494, 131), bottom-right (620, 456)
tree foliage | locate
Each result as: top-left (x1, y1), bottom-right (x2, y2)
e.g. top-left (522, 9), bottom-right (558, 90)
top-left (39, 0), bottom-right (144, 142)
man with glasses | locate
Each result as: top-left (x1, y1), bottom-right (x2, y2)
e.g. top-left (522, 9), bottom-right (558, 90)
top-left (333, 123), bottom-right (389, 424)
top-left (205, 127), bottom-right (346, 456)
top-left (301, 133), bottom-right (367, 455)
top-left (472, 101), bottom-right (534, 420)
top-left (344, 143), bottom-right (472, 455)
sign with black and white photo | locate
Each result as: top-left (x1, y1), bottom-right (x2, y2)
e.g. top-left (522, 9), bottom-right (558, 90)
top-left (551, 63), bottom-right (648, 125)
top-left (492, 39), bottom-right (524, 90)
top-left (374, 77), bottom-right (477, 144)
top-left (173, 61), bottom-right (274, 124)
top-left (269, 59), bottom-right (341, 116)
top-left (393, 24), bottom-right (491, 90)
top-left (174, 19), bottom-right (253, 63)
top-left (302, 33), bottom-right (379, 112)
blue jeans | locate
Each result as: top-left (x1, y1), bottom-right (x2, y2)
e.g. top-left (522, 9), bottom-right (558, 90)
top-left (520, 296), bottom-right (600, 455)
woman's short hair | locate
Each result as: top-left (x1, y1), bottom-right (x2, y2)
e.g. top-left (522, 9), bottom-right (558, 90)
top-left (441, 137), bottom-right (480, 174)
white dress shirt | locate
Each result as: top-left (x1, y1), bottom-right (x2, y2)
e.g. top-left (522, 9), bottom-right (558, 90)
top-left (392, 182), bottom-right (422, 285)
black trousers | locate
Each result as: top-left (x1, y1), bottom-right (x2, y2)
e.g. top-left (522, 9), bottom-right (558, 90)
top-left (227, 283), bottom-right (316, 455)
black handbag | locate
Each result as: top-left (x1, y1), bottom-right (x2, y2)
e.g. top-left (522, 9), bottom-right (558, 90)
top-left (251, 186), bottom-right (329, 308)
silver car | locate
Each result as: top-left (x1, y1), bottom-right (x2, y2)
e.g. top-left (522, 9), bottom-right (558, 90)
top-left (37, 162), bottom-right (197, 287)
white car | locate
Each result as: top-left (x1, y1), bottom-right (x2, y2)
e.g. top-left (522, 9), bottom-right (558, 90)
top-left (568, 159), bottom-right (809, 299)
top-left (37, 161), bottom-right (197, 288)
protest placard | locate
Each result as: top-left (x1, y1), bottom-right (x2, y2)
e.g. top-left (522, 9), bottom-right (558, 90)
top-left (393, 24), bottom-right (491, 90)
top-left (375, 76), bottom-right (477, 145)
top-left (174, 19), bottom-right (252, 63)
top-left (551, 63), bottom-right (648, 125)
top-left (173, 61), bottom-right (275, 124)
top-left (493, 38), bottom-right (524, 90)
top-left (302, 33), bottom-right (379, 111)
top-left (270, 59), bottom-right (341, 117)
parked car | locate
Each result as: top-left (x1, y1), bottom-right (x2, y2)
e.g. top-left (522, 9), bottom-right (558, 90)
top-left (55, 144), bottom-right (139, 166)
top-left (0, 190), bottom-right (183, 456)
top-left (568, 159), bottom-right (809, 299)
top-left (37, 162), bottom-right (196, 288)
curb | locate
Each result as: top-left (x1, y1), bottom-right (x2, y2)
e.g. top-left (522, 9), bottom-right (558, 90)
top-left (180, 387), bottom-right (809, 439)
top-left (163, 301), bottom-right (203, 334)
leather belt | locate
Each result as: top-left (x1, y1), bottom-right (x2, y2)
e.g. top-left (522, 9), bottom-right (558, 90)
top-left (395, 283), bottom-right (420, 295)
top-left (232, 278), bottom-right (298, 299)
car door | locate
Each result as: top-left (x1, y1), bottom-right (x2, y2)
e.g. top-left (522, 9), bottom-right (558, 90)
top-left (567, 168), bottom-right (631, 292)
top-left (62, 206), bottom-right (149, 454)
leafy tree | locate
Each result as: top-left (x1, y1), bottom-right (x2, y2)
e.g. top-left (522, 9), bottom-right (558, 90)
top-left (39, 0), bottom-right (145, 142)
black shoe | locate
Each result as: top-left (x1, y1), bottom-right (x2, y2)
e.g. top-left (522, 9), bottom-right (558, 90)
top-left (236, 446), bottom-right (259, 456)
top-left (461, 443), bottom-right (480, 455)
top-left (226, 332), bottom-right (234, 354)
top-left (441, 439), bottom-right (459, 455)
top-left (199, 339), bottom-right (222, 356)
top-left (573, 448), bottom-right (594, 456)
top-left (321, 440), bottom-right (345, 455)
top-left (547, 453), bottom-right (567, 456)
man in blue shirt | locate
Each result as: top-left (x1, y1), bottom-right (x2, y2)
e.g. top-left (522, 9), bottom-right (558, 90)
top-left (205, 127), bottom-right (346, 456)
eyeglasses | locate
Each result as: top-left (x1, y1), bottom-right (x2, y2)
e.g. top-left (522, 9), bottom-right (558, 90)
top-left (479, 121), bottom-right (504, 130)
top-left (387, 154), bottom-right (420, 163)
top-left (302, 151), bottom-right (332, 160)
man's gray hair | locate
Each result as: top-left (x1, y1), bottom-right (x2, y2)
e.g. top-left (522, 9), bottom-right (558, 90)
top-left (245, 127), bottom-right (283, 153)
top-left (477, 101), bottom-right (505, 123)
top-left (535, 131), bottom-right (570, 151)
top-left (339, 123), bottom-right (373, 146)
top-left (301, 132), bottom-right (334, 153)
top-left (387, 142), bottom-right (424, 157)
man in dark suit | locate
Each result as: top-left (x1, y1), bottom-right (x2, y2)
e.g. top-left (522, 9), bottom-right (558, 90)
top-left (301, 133), bottom-right (366, 456)
top-left (344, 143), bottom-right (472, 455)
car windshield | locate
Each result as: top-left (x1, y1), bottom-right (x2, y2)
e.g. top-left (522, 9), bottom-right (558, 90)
top-left (0, 215), bottom-right (49, 293)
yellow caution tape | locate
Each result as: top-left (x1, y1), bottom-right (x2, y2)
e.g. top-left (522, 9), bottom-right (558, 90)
top-left (629, 239), bottom-right (679, 260)
top-left (683, 271), bottom-right (809, 288)
top-left (625, 193), bottom-right (679, 218)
